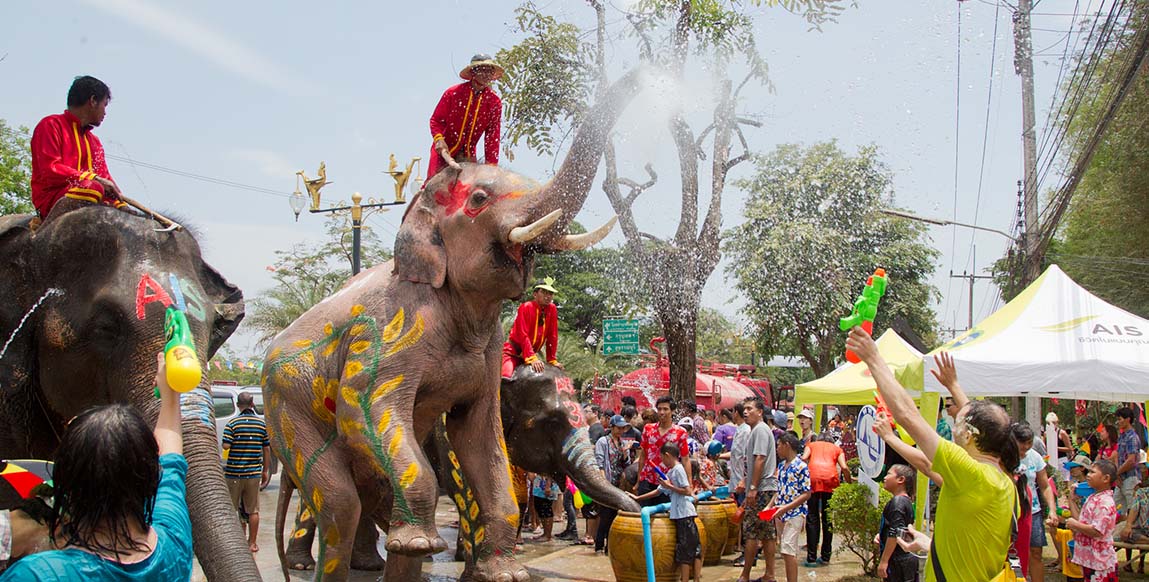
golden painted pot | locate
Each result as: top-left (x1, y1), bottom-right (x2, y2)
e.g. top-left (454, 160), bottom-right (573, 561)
top-left (697, 501), bottom-right (728, 566)
top-left (609, 511), bottom-right (708, 582)
top-left (720, 499), bottom-right (740, 555)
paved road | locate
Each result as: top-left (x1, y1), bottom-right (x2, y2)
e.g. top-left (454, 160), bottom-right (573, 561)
top-left (192, 478), bottom-right (870, 581)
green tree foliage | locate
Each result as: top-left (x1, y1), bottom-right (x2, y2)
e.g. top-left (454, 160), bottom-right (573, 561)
top-left (497, 0), bottom-right (851, 404)
top-left (532, 222), bottom-right (647, 339)
top-left (0, 120), bottom-right (33, 215)
top-left (246, 218), bottom-right (392, 345)
top-left (829, 482), bottom-right (891, 576)
top-left (496, 3), bottom-right (594, 160)
top-left (1052, 3), bottom-right (1149, 317)
top-left (725, 141), bottom-right (939, 377)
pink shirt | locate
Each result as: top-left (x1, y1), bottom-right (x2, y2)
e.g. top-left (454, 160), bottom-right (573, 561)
top-left (1072, 489), bottom-right (1117, 573)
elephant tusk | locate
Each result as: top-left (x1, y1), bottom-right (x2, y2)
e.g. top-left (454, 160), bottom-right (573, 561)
top-left (508, 209), bottom-right (563, 244)
top-left (551, 216), bottom-right (618, 251)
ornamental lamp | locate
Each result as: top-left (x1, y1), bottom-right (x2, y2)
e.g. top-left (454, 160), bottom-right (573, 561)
top-left (289, 189), bottom-right (307, 221)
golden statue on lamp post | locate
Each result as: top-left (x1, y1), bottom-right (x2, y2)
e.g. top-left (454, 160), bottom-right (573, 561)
top-left (289, 161), bottom-right (413, 275)
top-left (385, 155), bottom-right (422, 204)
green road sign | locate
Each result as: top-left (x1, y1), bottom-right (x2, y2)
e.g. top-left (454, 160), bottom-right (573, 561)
top-left (602, 318), bottom-right (640, 355)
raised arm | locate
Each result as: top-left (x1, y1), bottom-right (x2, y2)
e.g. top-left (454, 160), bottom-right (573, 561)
top-left (152, 352), bottom-right (183, 456)
top-left (930, 352), bottom-right (968, 410)
top-left (847, 327), bottom-right (940, 461)
top-left (874, 412), bottom-right (942, 485)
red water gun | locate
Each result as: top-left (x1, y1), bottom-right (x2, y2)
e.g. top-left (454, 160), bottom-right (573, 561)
top-left (839, 268), bottom-right (889, 363)
top-left (873, 390), bottom-right (897, 431)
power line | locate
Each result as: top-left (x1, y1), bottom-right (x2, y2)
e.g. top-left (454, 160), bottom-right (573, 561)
top-left (105, 154), bottom-right (293, 199)
top-left (962, 0), bottom-right (1002, 277)
top-left (943, 1), bottom-right (964, 331)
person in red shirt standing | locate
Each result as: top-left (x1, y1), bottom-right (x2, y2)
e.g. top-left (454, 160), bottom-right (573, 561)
top-left (801, 434), bottom-right (852, 566)
top-left (631, 396), bottom-right (692, 507)
top-left (427, 54), bottom-right (503, 178)
top-left (30, 76), bottom-right (127, 220)
top-left (501, 278), bottom-right (563, 378)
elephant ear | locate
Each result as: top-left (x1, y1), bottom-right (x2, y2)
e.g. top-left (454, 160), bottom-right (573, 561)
top-left (0, 215), bottom-right (36, 397)
top-left (198, 261), bottom-right (245, 359)
top-left (393, 191), bottom-right (446, 288)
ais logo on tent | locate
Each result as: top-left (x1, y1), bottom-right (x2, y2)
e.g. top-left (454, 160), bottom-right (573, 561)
top-left (1037, 315), bottom-right (1143, 337)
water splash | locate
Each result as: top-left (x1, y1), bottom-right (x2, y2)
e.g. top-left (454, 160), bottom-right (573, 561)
top-left (0, 288), bottom-right (64, 361)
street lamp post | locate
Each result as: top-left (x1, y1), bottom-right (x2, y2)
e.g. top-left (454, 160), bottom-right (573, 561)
top-left (291, 158), bottom-right (421, 275)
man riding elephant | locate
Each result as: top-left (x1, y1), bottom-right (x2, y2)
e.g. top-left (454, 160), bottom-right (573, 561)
top-left (427, 54), bottom-right (503, 178)
top-left (263, 68), bottom-right (649, 582)
top-left (31, 76), bottom-right (130, 222)
top-left (501, 277), bottom-right (562, 377)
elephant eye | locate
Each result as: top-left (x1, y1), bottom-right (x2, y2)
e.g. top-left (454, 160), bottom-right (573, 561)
top-left (469, 190), bottom-right (490, 207)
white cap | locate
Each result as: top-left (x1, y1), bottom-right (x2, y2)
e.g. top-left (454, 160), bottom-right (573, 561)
top-left (1046, 412), bottom-right (1059, 424)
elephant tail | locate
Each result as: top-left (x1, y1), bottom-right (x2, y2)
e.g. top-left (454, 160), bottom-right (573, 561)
top-left (276, 470), bottom-right (295, 582)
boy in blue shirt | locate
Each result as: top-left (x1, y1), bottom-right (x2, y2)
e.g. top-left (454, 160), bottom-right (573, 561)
top-left (633, 442), bottom-right (701, 582)
top-left (770, 432), bottom-right (811, 582)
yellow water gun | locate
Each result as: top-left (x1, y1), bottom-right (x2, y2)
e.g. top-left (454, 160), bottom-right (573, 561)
top-left (154, 307), bottom-right (201, 397)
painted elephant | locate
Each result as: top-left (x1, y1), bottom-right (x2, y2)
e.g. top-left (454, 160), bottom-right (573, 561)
top-left (275, 366), bottom-right (641, 574)
top-left (0, 206), bottom-right (254, 581)
top-left (260, 68), bottom-right (648, 582)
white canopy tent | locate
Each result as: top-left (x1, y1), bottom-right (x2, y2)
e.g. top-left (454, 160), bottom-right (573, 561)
top-left (924, 264), bottom-right (1149, 401)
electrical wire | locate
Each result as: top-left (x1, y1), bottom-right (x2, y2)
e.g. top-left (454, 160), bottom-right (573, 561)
top-left (943, 1), bottom-right (964, 331)
top-left (962, 0), bottom-right (1002, 278)
top-left (105, 153), bottom-right (293, 199)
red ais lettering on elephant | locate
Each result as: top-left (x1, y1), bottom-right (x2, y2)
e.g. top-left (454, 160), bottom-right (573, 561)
top-left (136, 272), bottom-right (208, 321)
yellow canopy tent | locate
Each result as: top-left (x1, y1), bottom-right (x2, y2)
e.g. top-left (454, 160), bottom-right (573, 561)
top-left (794, 329), bottom-right (940, 529)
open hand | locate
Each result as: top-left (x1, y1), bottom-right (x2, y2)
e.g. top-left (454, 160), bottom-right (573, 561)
top-left (931, 352), bottom-right (959, 389)
top-left (530, 359), bottom-right (545, 373)
top-left (846, 326), bottom-right (879, 363)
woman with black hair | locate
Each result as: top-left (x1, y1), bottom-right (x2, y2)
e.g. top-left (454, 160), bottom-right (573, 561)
top-left (847, 329), bottom-right (1021, 582)
top-left (0, 353), bottom-right (191, 581)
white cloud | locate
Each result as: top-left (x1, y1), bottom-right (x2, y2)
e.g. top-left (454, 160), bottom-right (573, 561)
top-left (229, 148), bottom-right (298, 179)
top-left (79, 0), bottom-right (307, 95)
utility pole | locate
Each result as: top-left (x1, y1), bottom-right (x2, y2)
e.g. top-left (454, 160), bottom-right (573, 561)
top-left (1013, 0), bottom-right (1042, 428)
top-left (950, 248), bottom-right (993, 330)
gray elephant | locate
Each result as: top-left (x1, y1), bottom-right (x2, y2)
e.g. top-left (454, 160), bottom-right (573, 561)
top-left (260, 68), bottom-right (647, 582)
top-left (0, 207), bottom-right (254, 580)
top-left (275, 366), bottom-right (641, 574)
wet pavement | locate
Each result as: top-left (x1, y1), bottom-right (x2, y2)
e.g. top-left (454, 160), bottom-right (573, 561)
top-left (190, 477), bottom-right (874, 581)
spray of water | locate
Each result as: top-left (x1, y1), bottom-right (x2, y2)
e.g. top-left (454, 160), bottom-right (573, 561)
top-left (0, 288), bottom-right (64, 361)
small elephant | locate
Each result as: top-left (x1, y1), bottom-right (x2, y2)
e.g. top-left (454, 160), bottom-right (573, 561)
top-left (0, 207), bottom-right (254, 581)
top-left (262, 69), bottom-right (648, 582)
top-left (275, 366), bottom-right (641, 575)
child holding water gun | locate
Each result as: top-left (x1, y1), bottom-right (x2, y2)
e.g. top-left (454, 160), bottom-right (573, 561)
top-left (632, 443), bottom-right (702, 582)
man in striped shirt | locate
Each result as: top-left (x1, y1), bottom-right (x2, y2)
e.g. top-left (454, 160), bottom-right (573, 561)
top-left (222, 392), bottom-right (271, 553)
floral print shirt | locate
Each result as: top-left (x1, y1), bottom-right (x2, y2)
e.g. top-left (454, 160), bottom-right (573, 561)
top-left (639, 423), bottom-right (689, 484)
top-left (775, 457), bottom-right (810, 522)
top-left (1072, 488), bottom-right (1117, 573)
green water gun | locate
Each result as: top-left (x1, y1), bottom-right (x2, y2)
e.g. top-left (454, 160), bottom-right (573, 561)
top-left (154, 307), bottom-right (201, 398)
top-left (840, 268), bottom-right (888, 363)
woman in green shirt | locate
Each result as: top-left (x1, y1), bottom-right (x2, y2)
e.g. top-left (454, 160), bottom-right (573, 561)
top-left (847, 330), bottom-right (1022, 582)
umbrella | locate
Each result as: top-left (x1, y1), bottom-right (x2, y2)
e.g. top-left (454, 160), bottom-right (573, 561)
top-left (0, 459), bottom-right (54, 499)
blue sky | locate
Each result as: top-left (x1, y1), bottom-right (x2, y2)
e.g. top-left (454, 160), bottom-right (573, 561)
top-left (1, 0), bottom-right (1096, 356)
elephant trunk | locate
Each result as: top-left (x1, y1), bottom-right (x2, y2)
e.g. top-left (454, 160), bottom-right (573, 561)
top-left (537, 68), bottom-right (648, 236)
top-left (182, 411), bottom-right (264, 580)
top-left (560, 431), bottom-right (640, 513)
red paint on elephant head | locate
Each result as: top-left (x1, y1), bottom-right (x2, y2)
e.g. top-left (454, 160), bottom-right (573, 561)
top-left (433, 180), bottom-right (528, 219)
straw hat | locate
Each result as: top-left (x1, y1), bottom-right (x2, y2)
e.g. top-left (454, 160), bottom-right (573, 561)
top-left (459, 54), bottom-right (505, 81)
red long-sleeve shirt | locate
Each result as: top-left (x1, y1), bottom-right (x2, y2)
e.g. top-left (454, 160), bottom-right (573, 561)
top-left (427, 82), bottom-right (501, 178)
top-left (30, 110), bottom-right (122, 218)
top-left (502, 300), bottom-right (558, 365)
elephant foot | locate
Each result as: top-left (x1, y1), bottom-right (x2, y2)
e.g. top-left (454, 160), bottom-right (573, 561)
top-left (384, 521), bottom-right (447, 557)
top-left (350, 548), bottom-right (387, 571)
top-left (286, 538), bottom-right (316, 571)
top-left (472, 554), bottom-right (530, 582)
